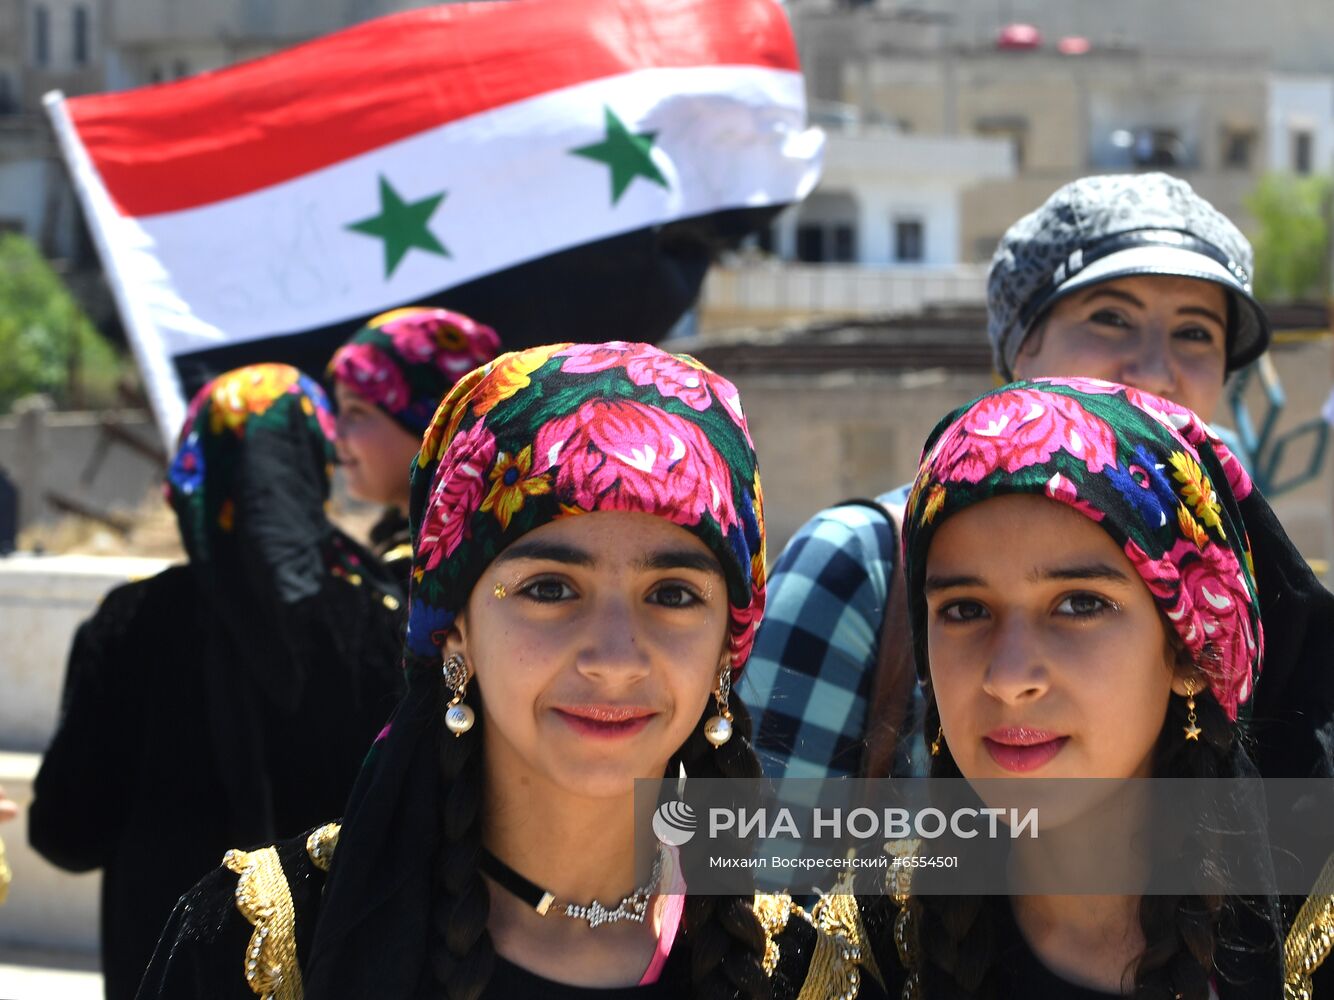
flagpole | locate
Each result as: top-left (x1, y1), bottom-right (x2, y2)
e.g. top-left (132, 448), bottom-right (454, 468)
top-left (43, 90), bottom-right (187, 449)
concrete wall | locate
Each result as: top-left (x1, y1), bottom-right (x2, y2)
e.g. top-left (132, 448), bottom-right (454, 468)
top-left (0, 554), bottom-right (169, 751)
top-left (0, 555), bottom-right (169, 955)
top-left (736, 367), bottom-right (995, 549)
top-left (699, 264), bottom-right (988, 331)
top-left (0, 407), bottom-right (164, 530)
top-left (1, 752), bottom-right (101, 954)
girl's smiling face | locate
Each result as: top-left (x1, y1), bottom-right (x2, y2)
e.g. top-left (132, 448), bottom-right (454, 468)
top-left (1014, 275), bottom-right (1229, 421)
top-left (925, 494), bottom-right (1197, 783)
top-left (332, 381), bottom-right (421, 511)
top-left (446, 511), bottom-right (730, 799)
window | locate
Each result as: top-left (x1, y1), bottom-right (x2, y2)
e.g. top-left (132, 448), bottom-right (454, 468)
top-left (1133, 129), bottom-right (1187, 168)
top-left (1293, 129), bottom-right (1314, 175)
top-left (72, 5), bottom-right (88, 65)
top-left (894, 218), bottom-right (925, 263)
top-left (173, 58), bottom-right (190, 78)
top-left (794, 223), bottom-right (856, 263)
top-left (33, 5), bottom-right (50, 67)
top-left (832, 225), bottom-right (856, 263)
top-left (1220, 128), bottom-right (1255, 170)
top-left (0, 74), bottom-right (14, 114)
top-left (796, 225), bottom-right (825, 263)
top-left (794, 191), bottom-right (859, 263)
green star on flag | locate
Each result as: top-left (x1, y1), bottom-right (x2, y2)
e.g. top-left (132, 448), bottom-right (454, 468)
top-left (347, 176), bottom-right (449, 277)
top-left (571, 106), bottom-right (669, 205)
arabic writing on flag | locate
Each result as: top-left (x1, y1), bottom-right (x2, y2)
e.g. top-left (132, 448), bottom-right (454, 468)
top-left (46, 0), bottom-right (823, 440)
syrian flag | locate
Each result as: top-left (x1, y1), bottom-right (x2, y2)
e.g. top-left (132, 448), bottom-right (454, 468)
top-left (46, 0), bottom-right (822, 441)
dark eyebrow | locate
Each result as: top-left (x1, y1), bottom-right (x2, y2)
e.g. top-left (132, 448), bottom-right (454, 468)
top-left (492, 540), bottom-right (596, 567)
top-left (1078, 287), bottom-right (1145, 309)
top-left (1031, 562), bottom-right (1132, 584)
top-left (924, 574), bottom-right (984, 594)
top-left (636, 549), bottom-right (724, 576)
top-left (1176, 305), bottom-right (1227, 328)
top-left (924, 563), bottom-right (1132, 593)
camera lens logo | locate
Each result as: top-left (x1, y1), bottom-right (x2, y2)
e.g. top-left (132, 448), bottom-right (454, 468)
top-left (652, 800), bottom-right (697, 846)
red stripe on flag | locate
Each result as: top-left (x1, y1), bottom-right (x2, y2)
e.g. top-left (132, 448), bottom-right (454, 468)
top-left (66, 0), bottom-right (799, 218)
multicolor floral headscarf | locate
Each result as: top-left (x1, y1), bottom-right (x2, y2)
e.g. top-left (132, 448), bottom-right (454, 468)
top-left (166, 362), bottom-right (399, 623)
top-left (328, 307), bottom-right (502, 434)
top-left (403, 340), bottom-right (766, 677)
top-left (904, 377), bottom-right (1263, 722)
top-left (167, 364), bottom-right (336, 566)
top-left (162, 364), bottom-right (403, 841)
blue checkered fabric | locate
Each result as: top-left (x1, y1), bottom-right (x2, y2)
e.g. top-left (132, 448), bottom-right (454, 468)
top-left (741, 486), bottom-right (908, 780)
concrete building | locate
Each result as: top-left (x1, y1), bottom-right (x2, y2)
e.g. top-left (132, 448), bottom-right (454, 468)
top-left (102, 0), bottom-right (466, 88)
top-left (886, 47), bottom-right (1268, 261)
top-left (776, 125), bottom-right (1014, 266)
top-left (789, 0), bottom-right (1334, 77)
top-left (1268, 74), bottom-right (1334, 176)
top-left (787, 2), bottom-right (1334, 263)
top-left (0, 0), bottom-right (105, 260)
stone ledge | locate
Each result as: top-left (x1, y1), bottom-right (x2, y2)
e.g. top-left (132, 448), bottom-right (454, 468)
top-left (0, 753), bottom-right (99, 955)
top-left (0, 555), bottom-right (172, 752)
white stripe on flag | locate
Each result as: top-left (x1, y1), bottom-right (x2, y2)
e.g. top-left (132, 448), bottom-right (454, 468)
top-left (46, 91), bottom-right (191, 442)
top-left (74, 65), bottom-right (820, 360)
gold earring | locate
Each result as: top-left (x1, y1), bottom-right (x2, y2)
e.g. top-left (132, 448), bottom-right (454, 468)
top-left (493, 583), bottom-right (507, 599)
top-left (1183, 678), bottom-right (1201, 742)
top-left (930, 726), bottom-right (944, 757)
top-left (442, 653), bottom-right (475, 736)
top-left (704, 663), bottom-right (734, 748)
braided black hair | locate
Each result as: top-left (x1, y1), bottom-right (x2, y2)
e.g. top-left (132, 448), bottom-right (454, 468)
top-left (908, 682), bottom-right (1255, 999)
top-left (429, 685), bottom-right (770, 999)
top-left (672, 697), bottom-right (770, 1000)
top-left (431, 682), bottom-right (494, 1000)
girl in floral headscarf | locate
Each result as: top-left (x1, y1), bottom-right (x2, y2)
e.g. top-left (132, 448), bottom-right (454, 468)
top-left (328, 307), bottom-right (501, 569)
top-left (140, 344), bottom-right (884, 1000)
top-left (29, 365), bottom-right (404, 1000)
top-left (860, 378), bottom-right (1334, 999)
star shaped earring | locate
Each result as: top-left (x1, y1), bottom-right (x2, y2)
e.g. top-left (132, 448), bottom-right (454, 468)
top-left (1183, 679), bottom-right (1202, 742)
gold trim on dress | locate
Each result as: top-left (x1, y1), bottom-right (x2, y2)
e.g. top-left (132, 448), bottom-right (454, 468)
top-left (884, 840), bottom-right (921, 1000)
top-left (224, 846), bottom-right (302, 1000)
top-left (753, 886), bottom-right (869, 999)
top-left (305, 823), bottom-right (341, 873)
top-left (1285, 851), bottom-right (1334, 999)
top-left (382, 544), bottom-right (414, 564)
top-left (753, 891), bottom-right (794, 976)
top-left (813, 877), bottom-right (881, 992)
top-left (0, 834), bottom-right (11, 906)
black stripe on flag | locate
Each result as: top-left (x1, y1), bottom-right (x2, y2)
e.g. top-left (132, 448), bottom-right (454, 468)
top-left (171, 206), bottom-right (780, 400)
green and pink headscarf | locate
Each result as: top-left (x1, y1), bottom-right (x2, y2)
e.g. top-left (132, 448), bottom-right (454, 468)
top-left (302, 343), bottom-right (766, 993)
top-left (404, 341), bottom-right (767, 677)
top-left (328, 307), bottom-right (502, 434)
top-left (903, 377), bottom-right (1263, 721)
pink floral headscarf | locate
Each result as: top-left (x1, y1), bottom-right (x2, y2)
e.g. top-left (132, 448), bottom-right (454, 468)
top-left (404, 342), bottom-right (766, 678)
top-left (904, 377), bottom-right (1263, 721)
top-left (328, 307), bottom-right (502, 433)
